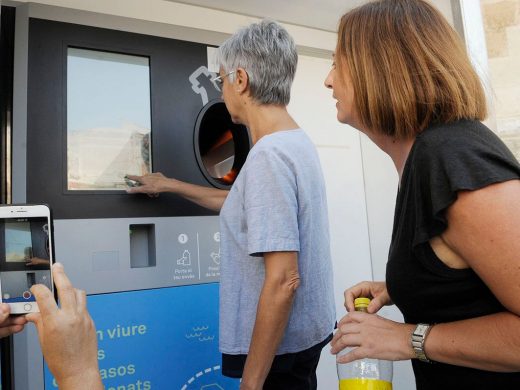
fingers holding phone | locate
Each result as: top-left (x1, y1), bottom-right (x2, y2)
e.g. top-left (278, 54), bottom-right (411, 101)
top-left (27, 263), bottom-right (102, 389)
top-left (0, 303), bottom-right (28, 338)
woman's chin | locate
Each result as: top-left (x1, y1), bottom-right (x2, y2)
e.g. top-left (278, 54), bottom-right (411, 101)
top-left (336, 112), bottom-right (348, 125)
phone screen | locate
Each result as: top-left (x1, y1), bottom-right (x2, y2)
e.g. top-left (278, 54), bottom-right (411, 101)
top-left (0, 216), bottom-right (52, 312)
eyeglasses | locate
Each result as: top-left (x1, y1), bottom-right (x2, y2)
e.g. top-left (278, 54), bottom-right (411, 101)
top-left (212, 70), bottom-right (235, 88)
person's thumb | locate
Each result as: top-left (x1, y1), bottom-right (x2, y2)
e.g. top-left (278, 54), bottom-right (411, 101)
top-left (367, 298), bottom-right (384, 314)
top-left (26, 313), bottom-right (45, 346)
top-left (25, 312), bottom-right (41, 325)
top-left (0, 304), bottom-right (9, 323)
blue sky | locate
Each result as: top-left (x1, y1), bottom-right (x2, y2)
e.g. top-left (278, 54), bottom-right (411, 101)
top-left (67, 48), bottom-right (152, 132)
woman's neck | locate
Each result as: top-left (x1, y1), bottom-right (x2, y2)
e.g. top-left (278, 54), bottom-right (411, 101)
top-left (244, 104), bottom-right (299, 144)
top-left (365, 130), bottom-right (415, 181)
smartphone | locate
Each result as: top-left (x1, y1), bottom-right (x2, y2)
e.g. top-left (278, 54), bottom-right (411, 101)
top-left (0, 204), bottom-right (54, 314)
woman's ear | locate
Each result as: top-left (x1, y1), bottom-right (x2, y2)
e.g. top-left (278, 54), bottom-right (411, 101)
top-left (235, 67), bottom-right (249, 94)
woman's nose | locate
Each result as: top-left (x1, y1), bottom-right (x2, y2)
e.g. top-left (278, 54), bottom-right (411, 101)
top-left (324, 70), bottom-right (333, 89)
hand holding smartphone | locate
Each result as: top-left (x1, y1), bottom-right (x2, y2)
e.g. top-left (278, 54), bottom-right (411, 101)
top-left (27, 263), bottom-right (103, 389)
top-left (0, 204), bottom-right (54, 314)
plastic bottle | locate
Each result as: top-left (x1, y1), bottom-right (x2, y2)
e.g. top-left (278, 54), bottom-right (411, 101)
top-left (337, 297), bottom-right (393, 389)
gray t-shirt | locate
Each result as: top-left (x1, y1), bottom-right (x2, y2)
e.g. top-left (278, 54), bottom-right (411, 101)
top-left (219, 129), bottom-right (336, 355)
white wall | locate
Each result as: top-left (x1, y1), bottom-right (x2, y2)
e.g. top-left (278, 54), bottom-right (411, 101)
top-left (288, 55), bottom-right (373, 389)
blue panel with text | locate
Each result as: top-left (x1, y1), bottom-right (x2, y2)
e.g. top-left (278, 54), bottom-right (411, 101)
top-left (44, 283), bottom-right (240, 390)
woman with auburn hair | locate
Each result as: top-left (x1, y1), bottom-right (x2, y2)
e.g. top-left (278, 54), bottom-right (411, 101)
top-left (326, 0), bottom-right (520, 388)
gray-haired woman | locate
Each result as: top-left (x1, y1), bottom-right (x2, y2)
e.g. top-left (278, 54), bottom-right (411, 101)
top-left (128, 20), bottom-right (335, 389)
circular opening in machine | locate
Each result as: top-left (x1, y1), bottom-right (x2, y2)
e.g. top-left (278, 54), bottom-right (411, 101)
top-left (194, 100), bottom-right (251, 189)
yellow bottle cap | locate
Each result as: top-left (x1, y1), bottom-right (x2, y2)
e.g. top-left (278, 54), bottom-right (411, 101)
top-left (354, 297), bottom-right (371, 309)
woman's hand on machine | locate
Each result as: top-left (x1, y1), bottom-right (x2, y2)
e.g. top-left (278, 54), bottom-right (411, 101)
top-left (125, 173), bottom-right (171, 197)
top-left (343, 281), bottom-right (392, 313)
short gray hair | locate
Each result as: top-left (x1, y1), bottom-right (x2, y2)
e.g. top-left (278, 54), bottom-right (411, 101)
top-left (216, 20), bottom-right (298, 106)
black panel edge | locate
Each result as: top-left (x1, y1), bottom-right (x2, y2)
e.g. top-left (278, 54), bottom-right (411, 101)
top-left (0, 6), bottom-right (16, 389)
top-left (1, 6), bottom-right (15, 205)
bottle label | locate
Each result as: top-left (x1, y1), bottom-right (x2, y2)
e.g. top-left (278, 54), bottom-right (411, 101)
top-left (339, 378), bottom-right (392, 390)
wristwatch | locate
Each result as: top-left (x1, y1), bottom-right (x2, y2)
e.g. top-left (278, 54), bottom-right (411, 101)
top-left (411, 323), bottom-right (433, 363)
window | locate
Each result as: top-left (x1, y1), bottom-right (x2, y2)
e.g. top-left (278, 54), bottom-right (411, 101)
top-left (481, 0), bottom-right (520, 160)
top-left (67, 48), bottom-right (152, 190)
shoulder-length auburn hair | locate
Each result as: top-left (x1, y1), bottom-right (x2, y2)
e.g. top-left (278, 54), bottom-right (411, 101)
top-left (336, 0), bottom-right (487, 139)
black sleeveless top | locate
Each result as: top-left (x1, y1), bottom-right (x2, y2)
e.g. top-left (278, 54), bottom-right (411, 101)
top-left (386, 120), bottom-right (520, 389)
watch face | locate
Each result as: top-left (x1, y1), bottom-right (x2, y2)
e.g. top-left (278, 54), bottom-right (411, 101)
top-left (415, 323), bottom-right (429, 335)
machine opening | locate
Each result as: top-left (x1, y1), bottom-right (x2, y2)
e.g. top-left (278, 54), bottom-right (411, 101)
top-left (194, 100), bottom-right (251, 189)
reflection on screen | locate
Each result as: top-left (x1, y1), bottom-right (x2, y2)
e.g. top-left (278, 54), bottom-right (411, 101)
top-left (5, 221), bottom-right (32, 262)
top-left (67, 48), bottom-right (152, 190)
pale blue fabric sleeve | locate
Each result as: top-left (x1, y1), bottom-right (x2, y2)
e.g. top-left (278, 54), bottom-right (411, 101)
top-left (242, 148), bottom-right (300, 256)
